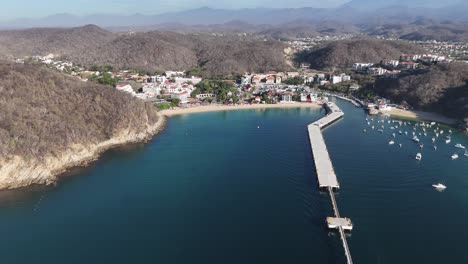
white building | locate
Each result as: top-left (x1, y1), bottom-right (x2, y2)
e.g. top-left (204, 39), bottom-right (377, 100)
top-left (196, 94), bottom-right (215, 100)
top-left (353, 63), bottom-right (374, 71)
top-left (174, 76), bottom-right (202, 85)
top-left (368, 67), bottom-right (387, 76)
top-left (148, 75), bottom-right (167, 83)
top-left (172, 91), bottom-right (189, 103)
top-left (331, 74), bottom-right (351, 84)
top-left (281, 94), bottom-right (293, 103)
top-left (116, 84), bottom-right (135, 95)
top-left (165, 71), bottom-right (185, 78)
top-left (382, 59), bottom-right (399, 67)
top-left (142, 84), bottom-right (162, 97)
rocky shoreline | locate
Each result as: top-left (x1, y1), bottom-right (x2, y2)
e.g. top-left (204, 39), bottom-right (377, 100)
top-left (0, 114), bottom-right (167, 190)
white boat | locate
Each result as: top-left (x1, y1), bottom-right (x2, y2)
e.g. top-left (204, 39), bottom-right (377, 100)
top-left (451, 154), bottom-right (459, 160)
top-left (405, 131), bottom-right (408, 135)
top-left (389, 140), bottom-right (395, 145)
top-left (446, 139), bottom-right (451, 144)
top-left (434, 146), bottom-right (437, 150)
top-left (378, 129), bottom-right (384, 133)
top-left (399, 144), bottom-right (403, 148)
top-left (412, 136), bottom-right (420, 143)
top-left (372, 126), bottom-right (375, 130)
top-left (432, 137), bottom-right (435, 143)
top-left (392, 133), bottom-right (396, 138)
top-left (399, 131), bottom-right (403, 135)
top-left (431, 122), bottom-right (436, 126)
top-left (432, 183), bottom-right (447, 190)
top-left (363, 129), bottom-right (367, 132)
top-left (465, 150), bottom-right (468, 157)
top-left (415, 153), bottom-right (422, 160)
top-left (455, 144), bottom-right (466, 149)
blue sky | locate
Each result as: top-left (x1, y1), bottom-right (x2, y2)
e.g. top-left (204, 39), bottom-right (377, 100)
top-left (1, 0), bottom-right (349, 20)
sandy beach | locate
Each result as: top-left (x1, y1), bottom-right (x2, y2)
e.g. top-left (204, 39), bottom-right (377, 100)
top-left (387, 108), bottom-right (457, 125)
top-left (160, 103), bottom-right (321, 116)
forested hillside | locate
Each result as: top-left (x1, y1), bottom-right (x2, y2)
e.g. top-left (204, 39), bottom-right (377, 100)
top-left (374, 63), bottom-right (468, 118)
top-left (0, 25), bottom-right (290, 77)
top-left (65, 31), bottom-right (290, 77)
top-left (0, 61), bottom-right (159, 160)
top-left (296, 38), bottom-right (426, 71)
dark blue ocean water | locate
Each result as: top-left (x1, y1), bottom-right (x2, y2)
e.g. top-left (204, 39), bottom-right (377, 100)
top-left (0, 99), bottom-right (467, 264)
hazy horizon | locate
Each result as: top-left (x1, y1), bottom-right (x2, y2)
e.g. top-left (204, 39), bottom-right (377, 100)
top-left (0, 0), bottom-right (349, 21)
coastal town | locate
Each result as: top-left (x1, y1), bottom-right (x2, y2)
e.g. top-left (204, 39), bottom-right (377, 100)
top-left (18, 51), bottom-right (468, 131)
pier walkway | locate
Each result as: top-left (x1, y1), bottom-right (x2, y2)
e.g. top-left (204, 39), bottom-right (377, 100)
top-left (308, 101), bottom-right (353, 264)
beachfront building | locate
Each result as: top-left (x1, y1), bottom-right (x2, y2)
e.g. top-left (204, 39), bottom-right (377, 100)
top-left (281, 93), bottom-right (293, 103)
top-left (172, 91), bottom-right (189, 103)
top-left (196, 94), bottom-right (215, 100)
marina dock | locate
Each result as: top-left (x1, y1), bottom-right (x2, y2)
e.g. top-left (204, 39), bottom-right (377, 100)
top-left (308, 102), bottom-right (353, 264)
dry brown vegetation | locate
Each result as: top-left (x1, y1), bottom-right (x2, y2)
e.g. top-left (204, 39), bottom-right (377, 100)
top-left (0, 25), bottom-right (290, 76)
top-left (0, 25), bottom-right (115, 59)
top-left (374, 63), bottom-right (468, 118)
top-left (296, 38), bottom-right (426, 71)
top-left (0, 62), bottom-right (159, 160)
top-left (65, 31), bottom-right (290, 77)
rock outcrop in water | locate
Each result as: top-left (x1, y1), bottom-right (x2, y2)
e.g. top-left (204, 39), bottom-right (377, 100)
top-left (0, 62), bottom-right (164, 189)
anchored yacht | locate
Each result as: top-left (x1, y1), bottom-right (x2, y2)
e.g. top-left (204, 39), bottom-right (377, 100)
top-left (432, 183), bottom-right (447, 190)
top-left (416, 153), bottom-right (422, 160)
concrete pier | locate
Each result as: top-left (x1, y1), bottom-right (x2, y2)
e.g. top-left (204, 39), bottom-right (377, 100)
top-left (308, 102), bottom-right (353, 264)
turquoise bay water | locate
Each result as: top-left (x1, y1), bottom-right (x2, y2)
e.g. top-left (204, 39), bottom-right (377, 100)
top-left (0, 100), bottom-right (467, 263)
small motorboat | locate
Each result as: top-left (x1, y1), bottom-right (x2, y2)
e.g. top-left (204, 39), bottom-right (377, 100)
top-left (446, 139), bottom-right (451, 144)
top-left (434, 145), bottom-right (437, 150)
top-left (392, 133), bottom-right (396, 138)
top-left (455, 143), bottom-right (466, 149)
top-left (451, 154), bottom-right (459, 160)
top-left (412, 136), bottom-right (420, 143)
top-left (415, 153), bottom-right (422, 160)
top-left (405, 131), bottom-right (408, 135)
top-left (420, 144), bottom-right (424, 149)
top-left (372, 126), bottom-right (375, 130)
top-left (399, 144), bottom-right (403, 148)
top-left (389, 140), bottom-right (395, 145)
top-left (378, 129), bottom-right (384, 133)
top-left (432, 183), bottom-right (447, 190)
top-left (363, 129), bottom-right (367, 132)
top-left (464, 150), bottom-right (468, 157)
top-left (432, 137), bottom-right (435, 143)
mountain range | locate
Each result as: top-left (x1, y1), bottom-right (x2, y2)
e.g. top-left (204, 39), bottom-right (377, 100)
top-left (2, 0), bottom-right (468, 29)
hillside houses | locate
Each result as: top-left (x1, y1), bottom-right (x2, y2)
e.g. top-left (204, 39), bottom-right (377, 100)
top-left (353, 63), bottom-right (374, 72)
